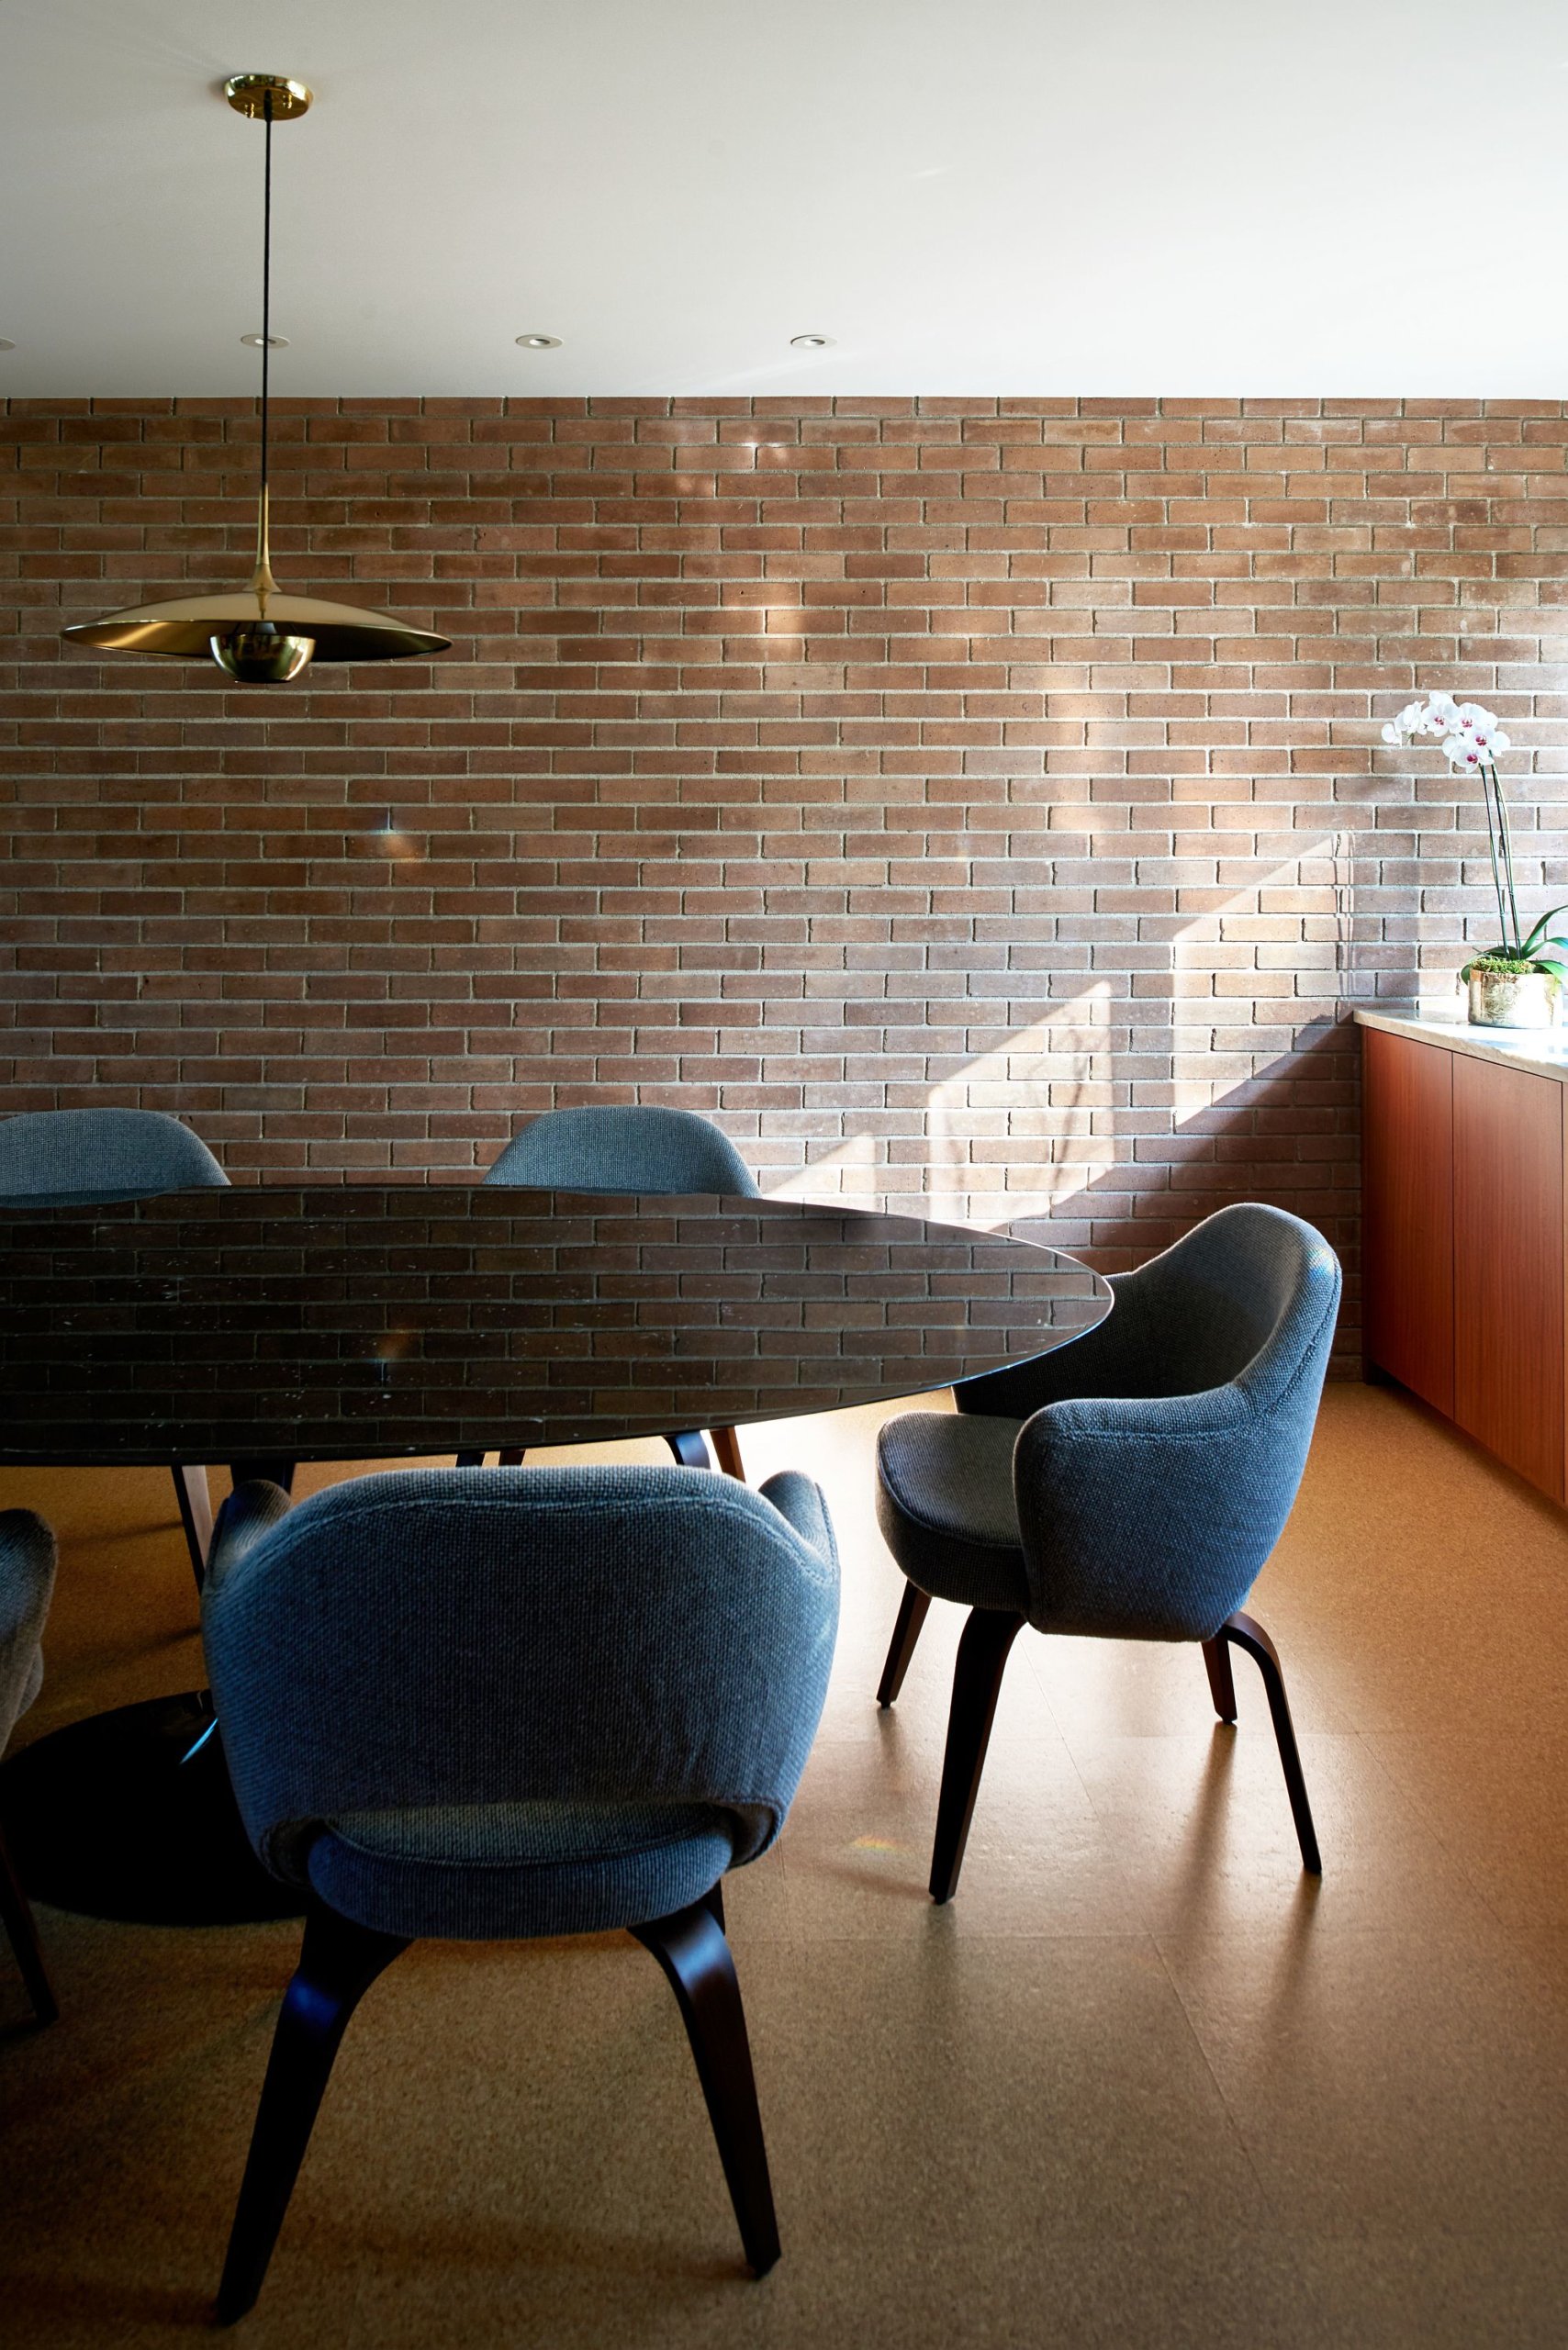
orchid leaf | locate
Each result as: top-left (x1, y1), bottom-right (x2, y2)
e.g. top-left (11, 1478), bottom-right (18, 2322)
top-left (1518, 902), bottom-right (1568, 956)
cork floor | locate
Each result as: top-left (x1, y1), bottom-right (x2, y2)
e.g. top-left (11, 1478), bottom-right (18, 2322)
top-left (3, 1382), bottom-right (1568, 2348)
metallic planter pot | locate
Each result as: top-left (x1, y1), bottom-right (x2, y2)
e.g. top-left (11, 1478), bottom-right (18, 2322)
top-left (1467, 968), bottom-right (1561, 1030)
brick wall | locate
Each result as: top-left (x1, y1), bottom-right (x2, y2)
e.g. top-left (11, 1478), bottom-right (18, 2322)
top-left (6, 394), bottom-right (1568, 1363)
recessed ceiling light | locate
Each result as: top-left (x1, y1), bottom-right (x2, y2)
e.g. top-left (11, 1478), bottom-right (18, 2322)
top-left (790, 333), bottom-right (834, 348)
top-left (240, 333), bottom-right (289, 349)
top-left (515, 333), bottom-right (562, 349)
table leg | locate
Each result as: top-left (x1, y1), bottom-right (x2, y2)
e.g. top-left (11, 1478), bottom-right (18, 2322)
top-left (173, 1463), bottom-right (214, 1588)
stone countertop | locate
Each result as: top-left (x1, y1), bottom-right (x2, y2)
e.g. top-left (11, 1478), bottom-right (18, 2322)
top-left (1354, 1003), bottom-right (1568, 1083)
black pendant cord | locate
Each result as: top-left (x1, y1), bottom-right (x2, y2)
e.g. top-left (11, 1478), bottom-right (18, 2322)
top-left (260, 89), bottom-right (273, 505)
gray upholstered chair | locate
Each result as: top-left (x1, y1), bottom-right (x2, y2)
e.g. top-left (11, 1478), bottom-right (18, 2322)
top-left (0, 1107), bottom-right (230, 1583)
top-left (0, 1106), bottom-right (227, 1209)
top-left (484, 1104), bottom-right (760, 1201)
top-left (479, 1105), bottom-right (761, 1475)
top-left (0, 1508), bottom-right (60, 2025)
top-left (201, 1461), bottom-right (840, 2321)
top-left (875, 1203), bottom-right (1341, 1902)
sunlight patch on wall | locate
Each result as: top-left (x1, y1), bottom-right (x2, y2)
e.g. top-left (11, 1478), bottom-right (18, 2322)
top-left (767, 1129), bottom-right (879, 1203)
top-left (767, 839), bottom-right (1348, 1233)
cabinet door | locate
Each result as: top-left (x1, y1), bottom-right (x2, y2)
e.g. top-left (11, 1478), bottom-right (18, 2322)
top-left (1362, 1025), bottom-right (1454, 1414)
top-left (1452, 1054), bottom-right (1565, 1503)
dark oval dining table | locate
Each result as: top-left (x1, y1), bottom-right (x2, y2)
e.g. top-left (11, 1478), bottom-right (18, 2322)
top-left (0, 1183), bottom-right (1111, 1925)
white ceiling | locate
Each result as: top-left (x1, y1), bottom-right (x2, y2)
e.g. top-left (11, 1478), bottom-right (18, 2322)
top-left (3, 0), bottom-right (1565, 398)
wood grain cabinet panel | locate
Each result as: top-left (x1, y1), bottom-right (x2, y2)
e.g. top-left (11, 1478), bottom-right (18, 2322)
top-left (1452, 1055), bottom-right (1565, 1504)
top-left (1362, 1026), bottom-right (1455, 1415)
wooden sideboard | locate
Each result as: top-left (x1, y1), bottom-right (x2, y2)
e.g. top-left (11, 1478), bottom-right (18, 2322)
top-left (1360, 1009), bottom-right (1568, 1503)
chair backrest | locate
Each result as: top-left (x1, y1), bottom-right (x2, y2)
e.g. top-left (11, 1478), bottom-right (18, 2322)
top-left (203, 1466), bottom-right (837, 1886)
top-left (0, 1510), bottom-right (57, 1752)
top-left (0, 1108), bottom-right (228, 1208)
top-left (1013, 1203), bottom-right (1341, 1640)
top-left (483, 1105), bottom-right (759, 1197)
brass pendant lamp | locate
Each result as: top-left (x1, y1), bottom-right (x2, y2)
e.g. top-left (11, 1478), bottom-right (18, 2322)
top-left (62, 73), bottom-right (450, 684)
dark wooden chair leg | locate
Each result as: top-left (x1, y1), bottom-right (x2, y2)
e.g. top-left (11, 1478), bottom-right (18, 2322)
top-left (710, 1427), bottom-right (745, 1481)
top-left (632, 1899), bottom-right (779, 2278)
top-left (929, 1606), bottom-right (1026, 1903)
top-left (496, 1447), bottom-right (527, 1467)
top-left (666, 1430), bottom-right (715, 1471)
top-left (1222, 1610), bottom-right (1322, 1875)
top-left (216, 1900), bottom-right (409, 2325)
top-left (0, 1818), bottom-right (57, 2026)
top-left (1202, 1632), bottom-right (1238, 1723)
top-left (702, 1878), bottom-right (725, 1933)
top-left (173, 1463), bottom-right (214, 1590)
top-left (454, 1449), bottom-right (488, 1467)
top-left (877, 1582), bottom-right (933, 1707)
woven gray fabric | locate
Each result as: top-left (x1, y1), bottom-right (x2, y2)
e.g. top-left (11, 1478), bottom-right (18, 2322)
top-left (308, 1815), bottom-right (736, 1941)
top-left (753, 1470), bottom-right (839, 1569)
top-left (879, 1204), bottom-right (1341, 1642)
top-left (203, 1464), bottom-right (839, 1940)
top-left (0, 1511), bottom-right (58, 1754)
top-left (482, 1105), bottom-right (759, 1197)
top-left (957, 1201), bottom-right (1329, 1422)
top-left (875, 1414), bottom-right (1029, 1611)
top-left (0, 1107), bottom-right (228, 1210)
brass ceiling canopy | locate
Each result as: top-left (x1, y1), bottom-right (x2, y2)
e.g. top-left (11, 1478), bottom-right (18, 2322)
top-left (223, 72), bottom-right (313, 122)
top-left (62, 73), bottom-right (450, 685)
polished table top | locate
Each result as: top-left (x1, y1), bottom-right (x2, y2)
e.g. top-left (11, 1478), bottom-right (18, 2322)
top-left (0, 1184), bottom-right (1110, 1464)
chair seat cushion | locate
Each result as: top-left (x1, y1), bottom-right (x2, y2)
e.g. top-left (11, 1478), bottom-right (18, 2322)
top-left (306, 1798), bottom-right (736, 1941)
top-left (875, 1412), bottom-right (1029, 1612)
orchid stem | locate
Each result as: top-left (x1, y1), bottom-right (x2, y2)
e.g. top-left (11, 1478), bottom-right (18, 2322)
top-left (1490, 763), bottom-right (1523, 957)
top-left (1478, 761), bottom-right (1511, 952)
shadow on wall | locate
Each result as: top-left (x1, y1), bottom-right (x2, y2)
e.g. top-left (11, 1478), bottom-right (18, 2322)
top-left (766, 818), bottom-right (1365, 1367)
top-left (770, 1020), bottom-right (1361, 1372)
top-left (1002, 1020), bottom-right (1359, 1259)
top-left (1001, 1020), bottom-right (1360, 1371)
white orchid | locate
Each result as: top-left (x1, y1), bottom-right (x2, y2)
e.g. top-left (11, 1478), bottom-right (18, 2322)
top-left (1382, 688), bottom-right (1526, 965)
top-left (1381, 691), bottom-right (1469, 744)
top-left (1441, 733), bottom-right (1488, 771)
top-left (1452, 702), bottom-right (1509, 757)
top-left (1381, 699), bottom-right (1428, 744)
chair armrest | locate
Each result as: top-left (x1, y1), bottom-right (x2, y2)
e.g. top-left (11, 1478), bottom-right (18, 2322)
top-left (204, 1481), bottom-right (294, 1596)
top-left (0, 1509), bottom-right (57, 1745)
top-left (1012, 1377), bottom-right (1317, 1640)
top-left (758, 1472), bottom-right (839, 1572)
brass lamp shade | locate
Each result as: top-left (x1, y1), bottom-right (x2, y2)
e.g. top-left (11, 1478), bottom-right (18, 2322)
top-left (62, 591), bottom-right (451, 666)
